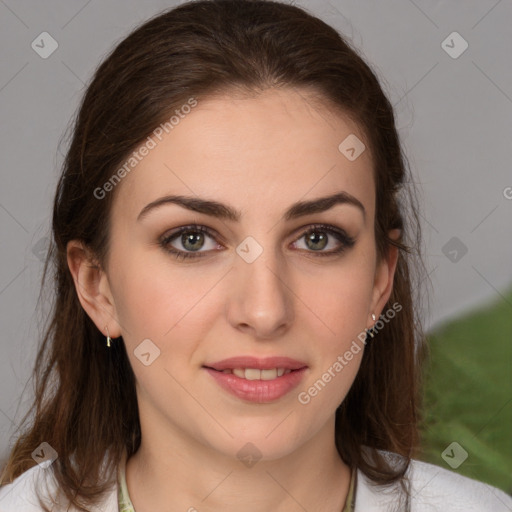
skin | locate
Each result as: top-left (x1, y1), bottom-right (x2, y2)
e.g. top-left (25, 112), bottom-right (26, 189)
top-left (67, 87), bottom-right (399, 512)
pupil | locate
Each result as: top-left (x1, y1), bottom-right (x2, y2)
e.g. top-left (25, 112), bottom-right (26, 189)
top-left (307, 232), bottom-right (327, 250)
top-left (183, 232), bottom-right (204, 251)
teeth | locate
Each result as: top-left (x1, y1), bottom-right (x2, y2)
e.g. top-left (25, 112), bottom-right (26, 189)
top-left (261, 369), bottom-right (277, 380)
top-left (229, 368), bottom-right (291, 380)
top-left (245, 368), bottom-right (261, 380)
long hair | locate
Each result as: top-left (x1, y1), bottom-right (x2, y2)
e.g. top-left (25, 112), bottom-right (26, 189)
top-left (0, 1), bottom-right (428, 510)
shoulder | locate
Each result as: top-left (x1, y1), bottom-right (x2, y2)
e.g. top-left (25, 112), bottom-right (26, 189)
top-left (0, 463), bottom-right (118, 512)
top-left (0, 465), bottom-right (50, 512)
top-left (408, 459), bottom-right (512, 510)
top-left (355, 457), bottom-right (512, 511)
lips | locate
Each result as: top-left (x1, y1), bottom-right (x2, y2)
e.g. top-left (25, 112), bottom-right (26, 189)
top-left (203, 356), bottom-right (308, 403)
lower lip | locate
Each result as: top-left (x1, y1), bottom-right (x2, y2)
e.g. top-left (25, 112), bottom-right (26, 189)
top-left (204, 367), bottom-right (307, 403)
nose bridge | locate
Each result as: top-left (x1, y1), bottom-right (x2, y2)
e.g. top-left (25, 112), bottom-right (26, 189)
top-left (226, 236), bottom-right (294, 337)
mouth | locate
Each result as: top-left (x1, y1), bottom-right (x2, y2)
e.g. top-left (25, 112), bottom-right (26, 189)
top-left (202, 356), bottom-right (308, 403)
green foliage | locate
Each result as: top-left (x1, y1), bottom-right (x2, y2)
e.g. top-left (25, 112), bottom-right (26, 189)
top-left (420, 287), bottom-right (512, 493)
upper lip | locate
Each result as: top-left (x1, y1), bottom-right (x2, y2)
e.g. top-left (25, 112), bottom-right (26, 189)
top-left (204, 356), bottom-right (308, 371)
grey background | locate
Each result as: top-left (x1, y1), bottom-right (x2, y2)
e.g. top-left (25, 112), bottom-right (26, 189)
top-left (1, 0), bottom-right (511, 462)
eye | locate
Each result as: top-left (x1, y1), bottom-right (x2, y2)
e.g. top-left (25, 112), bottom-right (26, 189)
top-left (159, 225), bottom-right (222, 260)
top-left (291, 224), bottom-right (355, 256)
top-left (159, 223), bottom-right (356, 261)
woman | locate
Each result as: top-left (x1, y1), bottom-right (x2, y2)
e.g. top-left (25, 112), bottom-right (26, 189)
top-left (1, 1), bottom-right (510, 510)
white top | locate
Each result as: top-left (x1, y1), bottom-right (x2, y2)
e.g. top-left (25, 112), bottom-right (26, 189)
top-left (1, 455), bottom-right (511, 511)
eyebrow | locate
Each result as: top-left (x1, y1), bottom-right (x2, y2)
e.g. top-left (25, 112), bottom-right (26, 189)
top-left (137, 191), bottom-right (366, 223)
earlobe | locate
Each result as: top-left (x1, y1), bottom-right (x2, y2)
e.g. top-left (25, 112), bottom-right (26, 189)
top-left (66, 240), bottom-right (122, 338)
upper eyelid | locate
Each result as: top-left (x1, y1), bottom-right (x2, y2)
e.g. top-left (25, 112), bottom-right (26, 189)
top-left (161, 225), bottom-right (221, 244)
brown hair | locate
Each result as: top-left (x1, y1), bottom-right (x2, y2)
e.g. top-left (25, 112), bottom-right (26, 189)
top-left (0, 0), bottom-right (428, 509)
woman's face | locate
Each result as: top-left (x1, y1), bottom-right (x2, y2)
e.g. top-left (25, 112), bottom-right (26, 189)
top-left (74, 87), bottom-right (398, 461)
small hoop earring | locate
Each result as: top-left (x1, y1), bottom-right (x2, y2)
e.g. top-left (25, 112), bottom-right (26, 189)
top-left (371, 313), bottom-right (376, 322)
top-left (105, 326), bottom-right (112, 348)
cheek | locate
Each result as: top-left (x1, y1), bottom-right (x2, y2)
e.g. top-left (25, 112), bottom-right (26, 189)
top-left (296, 253), bottom-right (374, 409)
top-left (111, 248), bottom-right (216, 335)
top-left (303, 260), bottom-right (375, 340)
top-left (110, 251), bottom-right (226, 388)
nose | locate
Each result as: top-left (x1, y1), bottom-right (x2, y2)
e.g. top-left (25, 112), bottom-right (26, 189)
top-left (225, 245), bottom-right (294, 340)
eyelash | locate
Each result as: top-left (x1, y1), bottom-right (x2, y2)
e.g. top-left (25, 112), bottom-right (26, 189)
top-left (159, 224), bottom-right (356, 261)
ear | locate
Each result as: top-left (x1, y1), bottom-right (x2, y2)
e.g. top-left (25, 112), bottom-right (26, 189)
top-left (368, 229), bottom-right (401, 328)
top-left (66, 240), bottom-right (122, 338)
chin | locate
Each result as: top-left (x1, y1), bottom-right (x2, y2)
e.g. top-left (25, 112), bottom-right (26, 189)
top-left (203, 421), bottom-right (307, 462)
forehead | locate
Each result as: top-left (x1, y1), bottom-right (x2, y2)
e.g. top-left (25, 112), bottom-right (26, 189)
top-left (112, 87), bottom-right (375, 223)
